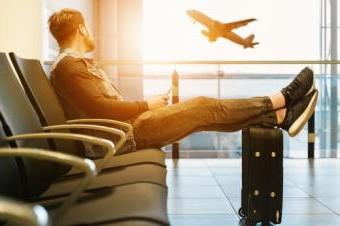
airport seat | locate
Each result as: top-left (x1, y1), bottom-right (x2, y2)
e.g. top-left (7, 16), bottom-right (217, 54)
top-left (9, 52), bottom-right (166, 170)
top-left (0, 145), bottom-right (169, 225)
top-left (2, 197), bottom-right (164, 226)
top-left (0, 52), bottom-right (169, 225)
top-left (0, 110), bottom-right (168, 226)
top-left (0, 53), bottom-right (168, 191)
top-left (0, 110), bottom-right (169, 225)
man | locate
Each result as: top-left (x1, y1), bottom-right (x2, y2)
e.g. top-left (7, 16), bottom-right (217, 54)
top-left (49, 9), bottom-right (318, 156)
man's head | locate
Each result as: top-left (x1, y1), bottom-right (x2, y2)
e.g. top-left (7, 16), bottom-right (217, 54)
top-left (48, 8), bottom-right (95, 52)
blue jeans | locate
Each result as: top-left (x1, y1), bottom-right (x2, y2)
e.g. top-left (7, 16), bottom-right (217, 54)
top-left (132, 96), bottom-right (277, 149)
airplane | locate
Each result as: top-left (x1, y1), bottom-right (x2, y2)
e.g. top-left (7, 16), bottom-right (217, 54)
top-left (186, 10), bottom-right (259, 48)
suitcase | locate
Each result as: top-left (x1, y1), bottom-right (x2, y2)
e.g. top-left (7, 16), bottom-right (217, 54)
top-left (238, 127), bottom-right (283, 226)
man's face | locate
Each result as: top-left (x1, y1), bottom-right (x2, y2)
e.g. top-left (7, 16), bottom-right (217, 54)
top-left (79, 22), bottom-right (95, 52)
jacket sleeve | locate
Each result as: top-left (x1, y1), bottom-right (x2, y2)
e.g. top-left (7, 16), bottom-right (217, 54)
top-left (54, 57), bottom-right (149, 121)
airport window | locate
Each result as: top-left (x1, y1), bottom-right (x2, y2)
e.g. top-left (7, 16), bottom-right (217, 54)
top-left (41, 0), bottom-right (339, 158)
top-left (143, 0), bottom-right (338, 157)
top-left (2, 1), bottom-right (340, 225)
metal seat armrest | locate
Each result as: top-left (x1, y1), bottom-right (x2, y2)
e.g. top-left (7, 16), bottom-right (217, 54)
top-left (43, 124), bottom-right (126, 151)
top-left (0, 147), bottom-right (97, 223)
top-left (2, 132), bottom-right (114, 172)
top-left (66, 118), bottom-right (133, 136)
top-left (0, 196), bottom-right (50, 226)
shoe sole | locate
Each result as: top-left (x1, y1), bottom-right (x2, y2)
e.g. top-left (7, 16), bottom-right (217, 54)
top-left (288, 90), bottom-right (318, 137)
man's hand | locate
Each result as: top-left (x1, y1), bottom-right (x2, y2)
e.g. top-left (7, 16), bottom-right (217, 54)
top-left (147, 95), bottom-right (169, 110)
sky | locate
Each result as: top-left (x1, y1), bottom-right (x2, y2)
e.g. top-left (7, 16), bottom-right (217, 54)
top-left (143, 0), bottom-right (321, 61)
top-left (142, 0), bottom-right (329, 97)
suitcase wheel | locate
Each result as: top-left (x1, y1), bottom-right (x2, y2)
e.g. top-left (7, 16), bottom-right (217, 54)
top-left (238, 207), bottom-right (246, 218)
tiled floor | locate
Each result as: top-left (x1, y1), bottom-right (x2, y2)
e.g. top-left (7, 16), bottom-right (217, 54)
top-left (166, 158), bottom-right (340, 226)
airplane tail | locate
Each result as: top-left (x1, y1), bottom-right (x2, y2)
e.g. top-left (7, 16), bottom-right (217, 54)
top-left (244, 34), bottom-right (259, 48)
top-left (245, 34), bottom-right (255, 43)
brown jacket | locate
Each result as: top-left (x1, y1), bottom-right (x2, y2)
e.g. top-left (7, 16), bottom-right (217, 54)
top-left (50, 55), bottom-right (148, 156)
top-left (50, 56), bottom-right (149, 121)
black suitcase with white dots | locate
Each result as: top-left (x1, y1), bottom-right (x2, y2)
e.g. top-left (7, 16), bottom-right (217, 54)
top-left (239, 127), bottom-right (283, 226)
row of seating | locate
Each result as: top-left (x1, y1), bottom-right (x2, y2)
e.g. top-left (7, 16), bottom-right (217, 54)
top-left (0, 52), bottom-right (170, 226)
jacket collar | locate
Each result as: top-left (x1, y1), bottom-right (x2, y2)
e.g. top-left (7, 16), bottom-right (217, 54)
top-left (51, 48), bottom-right (85, 71)
top-left (60, 48), bottom-right (84, 58)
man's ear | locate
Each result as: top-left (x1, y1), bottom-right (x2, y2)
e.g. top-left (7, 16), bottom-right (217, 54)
top-left (78, 24), bottom-right (87, 36)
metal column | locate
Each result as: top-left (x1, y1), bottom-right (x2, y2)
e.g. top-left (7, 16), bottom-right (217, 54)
top-left (330, 0), bottom-right (338, 156)
top-left (172, 70), bottom-right (180, 159)
top-left (308, 114), bottom-right (315, 158)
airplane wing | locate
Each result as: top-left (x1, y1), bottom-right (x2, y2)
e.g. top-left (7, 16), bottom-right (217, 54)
top-left (222, 31), bottom-right (245, 46)
top-left (223, 18), bottom-right (257, 30)
top-left (222, 31), bottom-right (259, 48)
